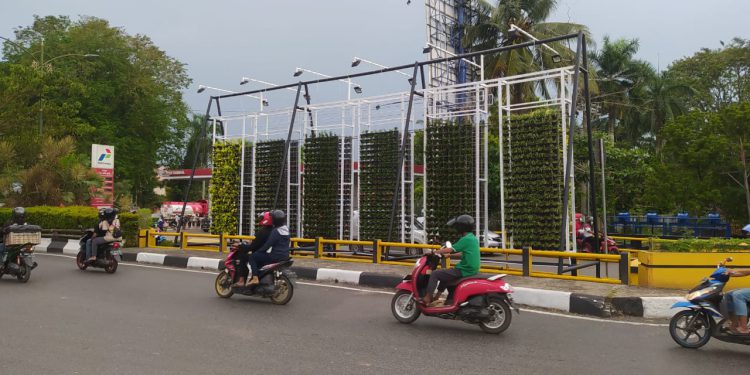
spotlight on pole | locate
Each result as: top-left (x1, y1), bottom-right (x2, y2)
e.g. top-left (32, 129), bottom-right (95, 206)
top-left (375, 105), bottom-right (381, 110)
top-left (197, 85), bottom-right (206, 93)
top-left (422, 45), bottom-right (433, 54)
top-left (240, 77), bottom-right (250, 85)
top-left (262, 99), bottom-right (269, 106)
top-left (353, 85), bottom-right (362, 94)
top-left (552, 54), bottom-right (562, 63)
top-left (351, 58), bottom-right (361, 67)
top-left (408, 78), bottom-right (415, 86)
top-left (293, 68), bottom-right (303, 77)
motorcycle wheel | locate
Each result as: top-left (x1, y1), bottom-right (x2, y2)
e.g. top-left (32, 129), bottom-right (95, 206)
top-left (479, 297), bottom-right (512, 334)
top-left (76, 251), bottom-right (88, 270)
top-left (391, 290), bottom-right (420, 324)
top-left (669, 310), bottom-right (712, 349)
top-left (270, 274), bottom-right (294, 305)
top-left (215, 271), bottom-right (234, 298)
top-left (104, 258), bottom-right (118, 274)
top-left (16, 263), bottom-right (30, 283)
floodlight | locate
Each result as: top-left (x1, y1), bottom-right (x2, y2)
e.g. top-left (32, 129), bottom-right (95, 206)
top-left (507, 28), bottom-right (519, 40)
top-left (351, 58), bottom-right (361, 67)
top-left (353, 85), bottom-right (362, 94)
top-left (552, 54), bottom-right (562, 63)
top-left (262, 99), bottom-right (269, 106)
top-left (240, 77), bottom-right (250, 85)
top-left (293, 68), bottom-right (304, 77)
top-left (197, 85), bottom-right (206, 93)
top-left (422, 45), bottom-right (433, 54)
top-left (408, 78), bottom-right (415, 86)
top-left (375, 105), bottom-right (381, 110)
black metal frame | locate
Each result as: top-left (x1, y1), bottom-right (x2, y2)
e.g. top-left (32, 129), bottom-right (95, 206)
top-left (182, 32), bottom-right (598, 257)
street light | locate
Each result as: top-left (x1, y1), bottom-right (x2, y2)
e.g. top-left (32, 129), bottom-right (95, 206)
top-left (508, 24), bottom-right (562, 63)
top-left (292, 67), bottom-right (363, 100)
top-left (351, 56), bottom-right (411, 79)
top-left (197, 85), bottom-right (269, 108)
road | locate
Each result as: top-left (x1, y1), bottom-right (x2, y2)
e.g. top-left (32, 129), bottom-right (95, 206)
top-left (0, 254), bottom-right (746, 375)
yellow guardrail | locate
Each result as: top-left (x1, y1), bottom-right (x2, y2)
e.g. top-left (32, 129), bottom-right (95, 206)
top-left (137, 229), bottom-right (629, 284)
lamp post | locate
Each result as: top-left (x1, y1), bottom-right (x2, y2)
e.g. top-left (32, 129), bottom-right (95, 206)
top-left (197, 84), bottom-right (268, 110)
top-left (508, 24), bottom-right (562, 63)
top-left (1, 35), bottom-right (98, 135)
top-left (351, 57), bottom-right (412, 78)
top-left (292, 67), bottom-right (362, 101)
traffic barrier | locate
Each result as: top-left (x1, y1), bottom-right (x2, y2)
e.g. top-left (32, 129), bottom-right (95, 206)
top-left (137, 230), bottom-right (629, 284)
top-left (637, 251), bottom-right (750, 289)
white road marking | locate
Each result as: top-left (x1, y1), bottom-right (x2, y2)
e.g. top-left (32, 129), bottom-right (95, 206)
top-left (36, 253), bottom-right (669, 326)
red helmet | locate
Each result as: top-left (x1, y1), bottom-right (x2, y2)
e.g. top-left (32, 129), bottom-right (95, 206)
top-left (259, 211), bottom-right (273, 227)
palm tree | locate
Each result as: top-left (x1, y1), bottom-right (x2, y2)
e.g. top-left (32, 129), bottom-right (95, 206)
top-left (639, 71), bottom-right (694, 152)
top-left (464, 0), bottom-right (589, 102)
top-left (588, 36), bottom-right (647, 141)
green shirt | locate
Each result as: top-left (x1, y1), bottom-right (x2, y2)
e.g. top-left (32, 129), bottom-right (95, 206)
top-left (453, 232), bottom-right (480, 277)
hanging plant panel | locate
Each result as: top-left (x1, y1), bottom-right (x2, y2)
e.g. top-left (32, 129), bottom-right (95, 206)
top-left (360, 129), bottom-right (404, 241)
top-left (504, 110), bottom-right (563, 250)
top-left (304, 134), bottom-right (352, 239)
top-left (425, 119), bottom-right (476, 243)
top-left (253, 140), bottom-right (300, 235)
top-left (209, 141), bottom-right (241, 235)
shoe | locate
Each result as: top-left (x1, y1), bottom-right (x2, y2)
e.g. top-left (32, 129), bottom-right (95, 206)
top-left (247, 276), bottom-right (259, 286)
top-left (427, 300), bottom-right (445, 307)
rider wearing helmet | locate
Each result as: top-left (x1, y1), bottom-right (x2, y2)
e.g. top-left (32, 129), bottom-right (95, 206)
top-left (422, 214), bottom-right (481, 307)
top-left (87, 208), bottom-right (116, 262)
top-left (1, 207), bottom-right (27, 260)
top-left (232, 211), bottom-right (274, 287)
top-left (247, 210), bottom-right (291, 286)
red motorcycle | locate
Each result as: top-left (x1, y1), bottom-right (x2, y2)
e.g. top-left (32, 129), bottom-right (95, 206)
top-left (576, 214), bottom-right (619, 254)
top-left (390, 245), bottom-right (517, 334)
top-left (214, 242), bottom-right (295, 305)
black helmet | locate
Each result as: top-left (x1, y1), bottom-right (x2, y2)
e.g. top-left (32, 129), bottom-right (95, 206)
top-left (12, 207), bottom-right (25, 225)
top-left (271, 210), bottom-right (286, 227)
top-left (103, 208), bottom-right (115, 221)
top-left (447, 214), bottom-right (474, 233)
top-left (98, 208), bottom-right (106, 220)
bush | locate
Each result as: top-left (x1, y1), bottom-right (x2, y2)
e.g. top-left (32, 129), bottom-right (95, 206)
top-left (0, 206), bottom-right (141, 247)
top-left (209, 141), bottom-right (241, 235)
top-left (655, 238), bottom-right (750, 252)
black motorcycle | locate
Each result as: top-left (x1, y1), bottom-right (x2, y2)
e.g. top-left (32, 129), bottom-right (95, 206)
top-left (75, 229), bottom-right (121, 274)
top-left (214, 246), bottom-right (295, 305)
top-left (669, 257), bottom-right (750, 348)
top-left (0, 224), bottom-right (40, 283)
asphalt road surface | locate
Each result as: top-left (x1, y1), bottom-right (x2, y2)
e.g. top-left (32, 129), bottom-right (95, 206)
top-left (1, 254), bottom-right (747, 375)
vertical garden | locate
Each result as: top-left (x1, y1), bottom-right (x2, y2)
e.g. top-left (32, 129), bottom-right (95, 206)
top-left (359, 129), bottom-right (407, 241)
top-left (504, 110), bottom-right (564, 250)
top-left (303, 134), bottom-right (352, 239)
top-left (252, 140), bottom-right (300, 235)
top-left (209, 141), bottom-right (241, 234)
top-left (425, 120), bottom-right (476, 243)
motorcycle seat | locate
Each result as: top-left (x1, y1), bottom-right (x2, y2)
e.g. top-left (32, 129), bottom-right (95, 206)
top-left (260, 259), bottom-right (293, 271)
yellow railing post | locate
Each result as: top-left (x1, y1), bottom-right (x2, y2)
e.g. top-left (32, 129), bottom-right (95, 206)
top-left (316, 237), bottom-right (323, 258)
top-left (180, 232), bottom-right (186, 249)
top-left (147, 229), bottom-right (155, 248)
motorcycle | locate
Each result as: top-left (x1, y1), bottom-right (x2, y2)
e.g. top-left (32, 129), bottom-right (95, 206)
top-left (0, 243), bottom-right (37, 283)
top-left (668, 257), bottom-right (750, 348)
top-left (214, 243), bottom-right (295, 305)
top-left (390, 242), bottom-right (518, 334)
top-left (576, 215), bottom-right (619, 254)
top-left (75, 229), bottom-right (121, 273)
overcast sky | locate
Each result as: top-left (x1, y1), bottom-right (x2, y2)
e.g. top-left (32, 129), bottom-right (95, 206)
top-left (2, 0), bottom-right (748, 116)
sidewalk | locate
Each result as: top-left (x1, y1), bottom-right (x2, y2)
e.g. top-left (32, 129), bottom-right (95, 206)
top-left (124, 247), bottom-right (684, 319)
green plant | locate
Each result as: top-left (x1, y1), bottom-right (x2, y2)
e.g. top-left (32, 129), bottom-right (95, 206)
top-left (251, 140), bottom-right (300, 235)
top-left (425, 119), bottom-right (476, 243)
top-left (303, 134), bottom-right (352, 239)
top-left (503, 110), bottom-right (563, 250)
top-left (0, 206), bottom-right (140, 247)
top-left (208, 141), bottom-right (241, 235)
top-left (360, 129), bottom-right (408, 241)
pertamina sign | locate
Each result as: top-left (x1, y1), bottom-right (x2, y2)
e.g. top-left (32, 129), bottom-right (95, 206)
top-left (91, 144), bottom-right (115, 169)
top-left (91, 144), bottom-right (115, 208)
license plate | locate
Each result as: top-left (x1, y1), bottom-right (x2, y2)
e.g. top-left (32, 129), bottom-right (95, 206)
top-left (111, 250), bottom-right (121, 256)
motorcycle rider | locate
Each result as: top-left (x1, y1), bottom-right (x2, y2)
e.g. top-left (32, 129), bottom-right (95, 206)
top-left (232, 211), bottom-right (274, 287)
top-left (1, 207), bottom-right (27, 260)
top-left (726, 268), bottom-right (750, 334)
top-left (87, 208), bottom-right (118, 262)
top-left (422, 214), bottom-right (480, 307)
top-left (247, 210), bottom-right (290, 286)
